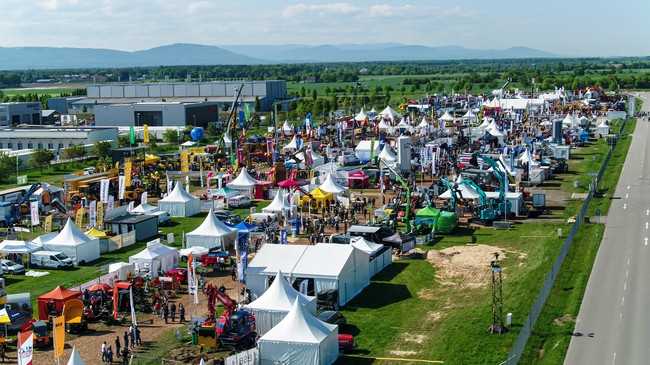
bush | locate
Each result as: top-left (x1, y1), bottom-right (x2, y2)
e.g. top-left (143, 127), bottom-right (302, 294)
top-left (30, 148), bottom-right (54, 171)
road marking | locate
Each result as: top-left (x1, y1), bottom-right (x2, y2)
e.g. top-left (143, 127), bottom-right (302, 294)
top-left (626, 269), bottom-right (629, 278)
top-left (626, 193), bottom-right (629, 199)
top-left (646, 209), bottom-right (649, 216)
top-left (613, 352), bottom-right (617, 364)
top-left (646, 222), bottom-right (648, 230)
top-left (627, 257), bottom-right (631, 266)
top-left (620, 312), bottom-right (623, 320)
top-left (621, 296), bottom-right (625, 305)
top-left (627, 185), bottom-right (631, 190)
top-left (624, 281), bottom-right (627, 291)
top-left (624, 203), bottom-right (627, 210)
top-left (645, 237), bottom-right (648, 246)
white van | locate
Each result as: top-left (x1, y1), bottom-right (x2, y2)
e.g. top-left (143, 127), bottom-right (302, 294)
top-left (227, 195), bottom-right (251, 208)
top-left (30, 250), bottom-right (74, 269)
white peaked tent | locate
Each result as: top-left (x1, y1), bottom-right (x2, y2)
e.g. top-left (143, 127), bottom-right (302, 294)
top-left (228, 168), bottom-right (260, 190)
top-left (131, 203), bottom-right (158, 214)
top-left (354, 108), bottom-right (368, 122)
top-left (377, 119), bottom-right (391, 132)
top-left (263, 190), bottom-right (292, 214)
top-left (67, 346), bottom-right (85, 365)
top-left (350, 237), bottom-right (392, 277)
top-left (463, 109), bottom-right (477, 120)
top-left (440, 111), bottom-right (454, 122)
top-left (159, 182), bottom-right (200, 217)
top-left (223, 132), bottom-right (232, 145)
top-left (186, 209), bottom-right (237, 250)
top-left (562, 114), bottom-right (578, 128)
top-left (244, 271), bottom-right (317, 335)
top-left (518, 149), bottom-right (538, 166)
top-left (596, 119), bottom-right (610, 137)
top-left (42, 218), bottom-right (100, 265)
top-left (0, 240), bottom-right (41, 254)
top-left (129, 242), bottom-right (179, 278)
top-left (478, 118), bottom-right (491, 130)
top-left (282, 121), bottom-right (294, 135)
top-left (258, 299), bottom-right (339, 365)
top-left (354, 140), bottom-right (380, 162)
top-left (439, 175), bottom-right (480, 200)
top-left (396, 118), bottom-right (412, 132)
top-left (319, 174), bottom-right (347, 195)
top-left (378, 144), bottom-right (397, 163)
top-left (380, 105), bottom-right (400, 121)
top-left (417, 117), bottom-right (430, 129)
top-left (283, 135), bottom-right (300, 151)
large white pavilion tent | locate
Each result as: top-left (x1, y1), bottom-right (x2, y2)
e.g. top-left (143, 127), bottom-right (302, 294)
top-left (128, 241), bottom-right (179, 278)
top-left (262, 190), bottom-right (292, 215)
top-left (227, 167), bottom-right (260, 197)
top-left (186, 209), bottom-right (237, 250)
top-left (41, 217), bottom-right (100, 265)
top-left (158, 182), bottom-right (200, 217)
top-left (318, 174), bottom-right (347, 195)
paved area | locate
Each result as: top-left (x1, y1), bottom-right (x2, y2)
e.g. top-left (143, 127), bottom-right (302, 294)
top-left (565, 93), bottom-right (649, 365)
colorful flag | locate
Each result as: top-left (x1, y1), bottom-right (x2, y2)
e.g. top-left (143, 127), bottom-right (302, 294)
top-left (118, 176), bottom-right (126, 200)
top-left (44, 214), bottom-right (53, 232)
top-left (17, 331), bottom-right (33, 365)
top-left (143, 124), bottom-right (150, 144)
top-left (89, 200), bottom-right (97, 227)
top-left (129, 126), bottom-right (136, 145)
top-left (100, 179), bottom-right (110, 203)
top-left (30, 201), bottom-right (39, 226)
top-left (53, 315), bottom-right (65, 359)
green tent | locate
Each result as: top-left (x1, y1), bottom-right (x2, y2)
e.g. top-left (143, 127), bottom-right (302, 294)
top-left (415, 206), bottom-right (441, 226)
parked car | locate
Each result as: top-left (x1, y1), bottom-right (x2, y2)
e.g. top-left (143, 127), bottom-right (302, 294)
top-left (227, 195), bottom-right (251, 208)
top-left (317, 310), bottom-right (347, 326)
top-left (1, 259), bottom-right (25, 274)
top-left (30, 251), bottom-right (73, 269)
top-left (338, 154), bottom-right (360, 166)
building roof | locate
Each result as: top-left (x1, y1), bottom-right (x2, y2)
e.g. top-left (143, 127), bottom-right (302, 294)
top-left (104, 213), bottom-right (157, 225)
top-left (75, 96), bottom-right (259, 105)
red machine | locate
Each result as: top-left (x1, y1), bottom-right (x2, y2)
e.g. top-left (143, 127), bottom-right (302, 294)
top-left (200, 284), bottom-right (256, 350)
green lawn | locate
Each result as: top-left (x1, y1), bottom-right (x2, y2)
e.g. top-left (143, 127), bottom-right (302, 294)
top-left (0, 159), bottom-right (99, 190)
top-left (1, 87), bottom-right (76, 97)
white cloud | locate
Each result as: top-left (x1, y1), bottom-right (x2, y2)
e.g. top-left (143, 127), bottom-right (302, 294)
top-left (368, 4), bottom-right (415, 17)
top-left (37, 0), bottom-right (80, 11)
top-left (283, 2), bottom-right (360, 18)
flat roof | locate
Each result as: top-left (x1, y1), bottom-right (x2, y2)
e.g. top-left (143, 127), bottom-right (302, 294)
top-left (75, 96), bottom-right (260, 105)
top-left (348, 225), bottom-right (381, 234)
top-left (105, 214), bottom-right (157, 224)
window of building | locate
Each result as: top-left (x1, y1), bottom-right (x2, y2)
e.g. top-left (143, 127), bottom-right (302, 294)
top-left (27, 143), bottom-right (33, 149)
top-left (17, 143), bottom-right (23, 149)
top-left (58, 143), bottom-right (64, 149)
top-left (37, 143), bottom-right (43, 149)
top-left (7, 143), bottom-right (13, 149)
top-left (48, 143), bottom-right (53, 149)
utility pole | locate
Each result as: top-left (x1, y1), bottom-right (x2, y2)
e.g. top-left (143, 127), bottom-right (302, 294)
top-left (489, 252), bottom-right (507, 334)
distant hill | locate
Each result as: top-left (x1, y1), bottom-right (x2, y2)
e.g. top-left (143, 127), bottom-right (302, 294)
top-left (0, 43), bottom-right (557, 70)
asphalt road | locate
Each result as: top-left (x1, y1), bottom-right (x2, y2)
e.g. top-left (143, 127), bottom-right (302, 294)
top-left (565, 93), bottom-right (650, 365)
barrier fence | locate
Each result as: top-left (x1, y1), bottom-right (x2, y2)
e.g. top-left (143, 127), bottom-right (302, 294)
top-left (503, 118), bottom-right (628, 364)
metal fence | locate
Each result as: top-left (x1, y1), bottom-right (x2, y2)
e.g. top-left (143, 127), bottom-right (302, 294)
top-left (503, 119), bottom-right (628, 364)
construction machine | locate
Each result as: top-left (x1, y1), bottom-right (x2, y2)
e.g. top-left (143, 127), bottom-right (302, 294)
top-left (380, 160), bottom-right (413, 233)
top-left (458, 178), bottom-right (497, 222)
top-left (0, 183), bottom-right (42, 226)
top-left (469, 153), bottom-right (510, 221)
top-left (198, 284), bottom-right (256, 350)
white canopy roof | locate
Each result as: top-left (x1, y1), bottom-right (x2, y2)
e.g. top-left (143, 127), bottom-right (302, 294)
top-left (188, 209), bottom-right (234, 237)
top-left (181, 141), bottom-right (196, 147)
top-left (132, 203), bottom-right (158, 214)
top-left (282, 121), bottom-right (293, 134)
top-left (43, 218), bottom-right (90, 246)
top-left (397, 118), bottom-right (411, 129)
top-left (319, 174), bottom-right (347, 194)
top-left (440, 111), bottom-right (454, 122)
top-left (377, 119), bottom-right (391, 130)
top-left (130, 243), bottom-right (177, 260)
top-left (179, 246), bottom-right (210, 257)
top-left (518, 149), bottom-right (538, 166)
top-left (283, 135), bottom-right (299, 151)
top-left (160, 182), bottom-right (196, 203)
top-left (378, 144), bottom-right (397, 162)
top-left (262, 190), bottom-right (291, 213)
top-left (227, 167), bottom-right (260, 189)
top-left (67, 346), bottom-right (85, 365)
top-left (260, 298), bottom-right (337, 344)
top-left (563, 114), bottom-right (578, 128)
top-left (354, 108), bottom-right (368, 122)
top-left (0, 240), bottom-right (40, 254)
top-left (417, 117), bottom-right (430, 129)
top-left (246, 271), bottom-right (314, 312)
top-left (380, 106), bottom-right (400, 121)
top-left (478, 118), bottom-right (491, 129)
top-left (350, 236), bottom-right (383, 256)
top-left (463, 110), bottom-right (476, 119)
top-left (222, 132), bottom-right (232, 145)
top-left (439, 176), bottom-right (480, 199)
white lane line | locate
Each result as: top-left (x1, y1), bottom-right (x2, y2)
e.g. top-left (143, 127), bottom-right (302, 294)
top-left (624, 281), bottom-right (628, 291)
top-left (626, 193), bottom-right (629, 199)
top-left (620, 312), bottom-right (623, 320)
top-left (613, 352), bottom-right (617, 365)
top-left (624, 203), bottom-right (627, 210)
top-left (621, 296), bottom-right (625, 305)
top-left (627, 257), bottom-right (631, 266)
top-left (627, 185), bottom-right (631, 190)
top-left (646, 209), bottom-right (649, 216)
top-left (645, 237), bottom-right (648, 246)
top-left (646, 222), bottom-right (648, 230)
top-left (626, 269), bottom-right (630, 278)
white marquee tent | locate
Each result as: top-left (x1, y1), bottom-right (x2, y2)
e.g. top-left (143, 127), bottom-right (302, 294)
top-left (41, 218), bottom-right (100, 265)
top-left (258, 299), bottom-right (339, 365)
top-left (0, 240), bottom-right (41, 254)
top-left (158, 182), bottom-right (200, 217)
top-left (244, 271), bottom-right (317, 335)
top-left (67, 346), bottom-right (85, 365)
top-left (440, 111), bottom-right (455, 122)
top-left (318, 174), bottom-right (347, 195)
top-left (186, 209), bottom-right (237, 250)
top-left (380, 106), bottom-right (400, 121)
top-left (262, 190), bottom-right (292, 215)
top-left (354, 140), bottom-right (380, 163)
top-left (439, 175), bottom-right (480, 200)
top-left (378, 144), bottom-right (397, 164)
top-left (128, 242), bottom-right (179, 278)
top-left (350, 237), bottom-right (392, 277)
top-left (282, 121), bottom-right (294, 136)
top-left (227, 168), bottom-right (260, 197)
top-left (283, 135), bottom-right (301, 152)
top-left (354, 108), bottom-right (368, 122)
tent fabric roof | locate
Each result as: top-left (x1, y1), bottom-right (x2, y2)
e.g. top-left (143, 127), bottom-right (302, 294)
top-left (350, 237), bottom-right (383, 255)
top-left (188, 209), bottom-right (234, 237)
top-left (67, 346), bottom-right (85, 365)
top-left (179, 246), bottom-right (209, 257)
top-left (43, 218), bottom-right (91, 246)
top-left (416, 206), bottom-right (441, 217)
top-left (378, 145), bottom-right (397, 162)
top-left (354, 108), bottom-right (368, 122)
top-left (309, 188), bottom-right (333, 201)
top-left (277, 178), bottom-right (307, 189)
top-left (160, 182), bottom-right (197, 203)
top-left (439, 176), bottom-right (480, 199)
top-left (249, 244), bottom-right (310, 274)
top-left (377, 119), bottom-right (391, 130)
top-left (0, 240), bottom-right (40, 254)
top-left (246, 271), bottom-right (314, 312)
top-left (227, 168), bottom-right (260, 189)
top-left (260, 298), bottom-right (336, 344)
top-left (319, 174), bottom-right (347, 194)
top-left (282, 121), bottom-right (292, 132)
top-left (283, 135), bottom-right (300, 151)
top-left (440, 111), bottom-right (454, 121)
top-left (39, 286), bottom-right (81, 301)
top-left (380, 106), bottom-right (400, 120)
top-left (85, 228), bottom-right (108, 239)
top-left (132, 203), bottom-right (158, 214)
top-left (263, 190), bottom-right (291, 213)
top-left (417, 117), bottom-right (430, 129)
top-left (292, 243), bottom-right (354, 278)
top-left (130, 243), bottom-right (177, 261)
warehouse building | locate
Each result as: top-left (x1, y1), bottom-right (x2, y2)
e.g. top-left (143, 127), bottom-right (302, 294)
top-left (47, 97), bottom-right (86, 114)
top-left (94, 101), bottom-right (219, 128)
top-left (0, 102), bottom-right (42, 126)
top-left (0, 127), bottom-right (118, 151)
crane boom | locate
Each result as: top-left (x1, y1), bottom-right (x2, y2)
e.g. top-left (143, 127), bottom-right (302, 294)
top-left (380, 160), bottom-right (412, 232)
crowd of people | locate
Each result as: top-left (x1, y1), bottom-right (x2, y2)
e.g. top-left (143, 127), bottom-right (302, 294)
top-left (100, 324), bottom-right (142, 364)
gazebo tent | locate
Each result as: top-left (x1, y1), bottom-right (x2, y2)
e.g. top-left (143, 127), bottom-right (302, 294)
top-left (37, 286), bottom-right (81, 320)
top-left (377, 119), bottom-right (391, 131)
top-left (354, 108), bottom-right (368, 122)
top-left (42, 218), bottom-right (100, 265)
top-left (283, 135), bottom-right (301, 152)
top-left (186, 209), bottom-right (237, 250)
top-left (347, 170), bottom-right (369, 188)
top-left (417, 118), bottom-right (430, 134)
top-left (380, 106), bottom-right (400, 121)
top-left (278, 178), bottom-right (308, 190)
top-left (0, 240), bottom-right (40, 254)
top-left (378, 144), bottom-right (397, 164)
top-left (67, 346), bottom-right (85, 365)
top-left (227, 168), bottom-right (260, 197)
top-left (282, 121), bottom-right (294, 135)
top-left (415, 206), bottom-right (441, 226)
top-left (354, 140), bottom-right (380, 163)
top-left (263, 190), bottom-right (292, 214)
top-left (300, 188), bottom-right (333, 208)
top-left (258, 299), bottom-right (339, 365)
top-left (350, 237), bottom-right (392, 277)
top-left (131, 203), bottom-right (159, 214)
top-left (158, 183), bottom-right (200, 217)
top-left (319, 174), bottom-right (347, 195)
top-left (128, 242), bottom-right (179, 278)
top-left (440, 111), bottom-right (454, 122)
top-left (244, 271), bottom-right (317, 335)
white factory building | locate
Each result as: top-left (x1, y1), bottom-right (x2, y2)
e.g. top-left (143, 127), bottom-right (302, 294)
top-left (0, 127), bottom-right (118, 151)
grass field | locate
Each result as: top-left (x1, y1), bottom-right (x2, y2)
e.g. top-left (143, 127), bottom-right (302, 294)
top-left (1, 87), bottom-right (76, 97)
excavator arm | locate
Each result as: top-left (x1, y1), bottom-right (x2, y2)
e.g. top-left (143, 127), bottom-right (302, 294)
top-left (380, 160), bottom-right (412, 232)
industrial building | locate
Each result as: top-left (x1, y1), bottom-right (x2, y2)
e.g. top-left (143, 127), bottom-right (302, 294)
top-left (0, 127), bottom-right (118, 151)
top-left (47, 97), bottom-right (86, 114)
top-left (0, 102), bottom-right (42, 126)
top-left (94, 101), bottom-right (219, 128)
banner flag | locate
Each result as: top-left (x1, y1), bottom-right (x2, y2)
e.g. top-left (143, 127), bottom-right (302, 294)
top-left (53, 315), bottom-right (65, 359)
top-left (100, 179), bottom-right (110, 203)
top-left (17, 331), bottom-right (33, 365)
top-left (143, 124), bottom-right (150, 144)
top-left (30, 201), bottom-right (39, 226)
top-left (118, 176), bottom-right (126, 200)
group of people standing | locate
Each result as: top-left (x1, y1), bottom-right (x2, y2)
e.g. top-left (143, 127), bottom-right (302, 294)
top-left (101, 324), bottom-right (141, 364)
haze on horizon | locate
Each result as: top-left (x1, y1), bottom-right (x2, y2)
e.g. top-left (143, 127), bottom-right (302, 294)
top-left (1, 0), bottom-right (648, 58)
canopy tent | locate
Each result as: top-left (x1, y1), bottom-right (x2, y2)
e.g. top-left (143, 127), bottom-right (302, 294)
top-left (210, 187), bottom-right (239, 199)
top-left (179, 246), bottom-right (210, 258)
top-left (377, 119), bottom-right (391, 131)
top-left (186, 209), bottom-right (237, 250)
top-left (347, 170), bottom-right (369, 188)
top-left (378, 144), bottom-right (397, 163)
top-left (563, 114), bottom-right (578, 128)
top-left (301, 187), bottom-right (334, 207)
top-left (417, 117), bottom-right (430, 133)
top-left (319, 174), bottom-right (347, 195)
top-left (350, 236), bottom-right (392, 277)
top-left (283, 135), bottom-right (301, 152)
top-left (440, 111), bottom-right (455, 122)
top-left (131, 203), bottom-right (159, 214)
top-left (108, 262), bottom-right (134, 281)
top-left (439, 176), bottom-right (480, 200)
top-left (159, 182), bottom-right (200, 217)
top-left (354, 108), bottom-right (368, 122)
top-left (258, 298), bottom-right (339, 365)
top-left (85, 228), bottom-right (108, 239)
top-left (380, 105), bottom-right (400, 121)
top-left (41, 218), bottom-right (100, 265)
top-left (181, 141), bottom-right (197, 147)
top-left (67, 346), bottom-right (85, 365)
top-left (37, 285), bottom-right (81, 320)
top-left (282, 121), bottom-right (294, 135)
top-left (596, 119), bottom-right (610, 137)
top-left (263, 189), bottom-right (292, 214)
top-left (354, 140), bottom-right (380, 163)
top-left (0, 240), bottom-right (40, 254)
top-left (462, 109), bottom-right (477, 120)
top-left (278, 177), bottom-right (308, 189)
top-left (478, 118), bottom-right (492, 130)
top-left (227, 168), bottom-right (260, 196)
top-left (244, 271), bottom-right (317, 335)
top-left (518, 149), bottom-right (539, 166)
top-left (414, 206), bottom-right (441, 226)
top-left (128, 242), bottom-right (179, 278)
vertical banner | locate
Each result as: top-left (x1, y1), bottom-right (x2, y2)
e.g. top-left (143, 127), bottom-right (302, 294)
top-left (180, 151), bottom-right (190, 173)
top-left (118, 176), bottom-right (126, 200)
top-left (129, 126), bottom-right (136, 145)
top-left (185, 175), bottom-right (190, 193)
top-left (129, 286), bottom-right (137, 326)
top-left (127, 201), bottom-right (134, 212)
top-left (187, 255), bottom-right (195, 296)
top-left (107, 195), bottom-right (115, 212)
top-left (96, 202), bottom-right (105, 229)
top-left (112, 285), bottom-right (119, 320)
top-left (44, 214), bottom-right (53, 233)
top-left (75, 207), bottom-right (85, 227)
top-left (100, 179), bottom-right (110, 203)
top-left (143, 124), bottom-right (150, 144)
top-left (29, 201), bottom-right (39, 226)
top-left (53, 315), bottom-right (65, 359)
top-left (166, 178), bottom-right (173, 195)
top-left (124, 159), bottom-right (133, 188)
top-left (140, 191), bottom-right (148, 206)
top-left (17, 331), bottom-right (33, 365)
top-left (89, 200), bottom-right (97, 228)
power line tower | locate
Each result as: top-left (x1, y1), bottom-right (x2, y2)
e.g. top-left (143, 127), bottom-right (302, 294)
top-left (489, 252), bottom-right (507, 334)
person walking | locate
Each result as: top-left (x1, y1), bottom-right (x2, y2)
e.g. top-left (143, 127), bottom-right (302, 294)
top-left (115, 336), bottom-right (121, 359)
top-left (123, 331), bottom-right (129, 351)
top-left (179, 303), bottom-right (186, 323)
top-left (130, 325), bottom-right (137, 348)
top-left (163, 303), bottom-right (169, 324)
top-left (135, 325), bottom-right (142, 346)
top-left (121, 347), bottom-right (129, 365)
top-left (101, 341), bottom-right (107, 363)
top-left (170, 302), bottom-right (177, 322)
top-left (106, 345), bottom-right (113, 364)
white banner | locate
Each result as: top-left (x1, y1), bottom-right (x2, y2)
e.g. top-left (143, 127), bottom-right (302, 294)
top-left (129, 285), bottom-right (137, 326)
top-left (166, 179), bottom-right (173, 195)
top-left (17, 332), bottom-right (33, 365)
top-left (140, 191), bottom-right (148, 206)
top-left (118, 176), bottom-right (126, 200)
top-left (127, 201), bottom-right (134, 212)
top-left (107, 195), bottom-right (115, 212)
top-left (225, 348), bottom-right (259, 365)
top-left (89, 200), bottom-right (97, 227)
top-left (30, 201), bottom-right (39, 226)
top-left (100, 179), bottom-right (110, 203)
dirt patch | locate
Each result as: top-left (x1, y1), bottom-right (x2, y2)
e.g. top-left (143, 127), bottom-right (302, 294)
top-left (427, 244), bottom-right (506, 288)
top-left (401, 333), bottom-right (427, 344)
top-left (553, 314), bottom-right (575, 327)
top-left (427, 311), bottom-right (444, 322)
top-left (417, 288), bottom-right (435, 300)
top-left (389, 350), bottom-right (419, 356)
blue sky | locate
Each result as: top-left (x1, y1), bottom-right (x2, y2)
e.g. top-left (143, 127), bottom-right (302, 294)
top-left (0, 0), bottom-right (648, 57)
